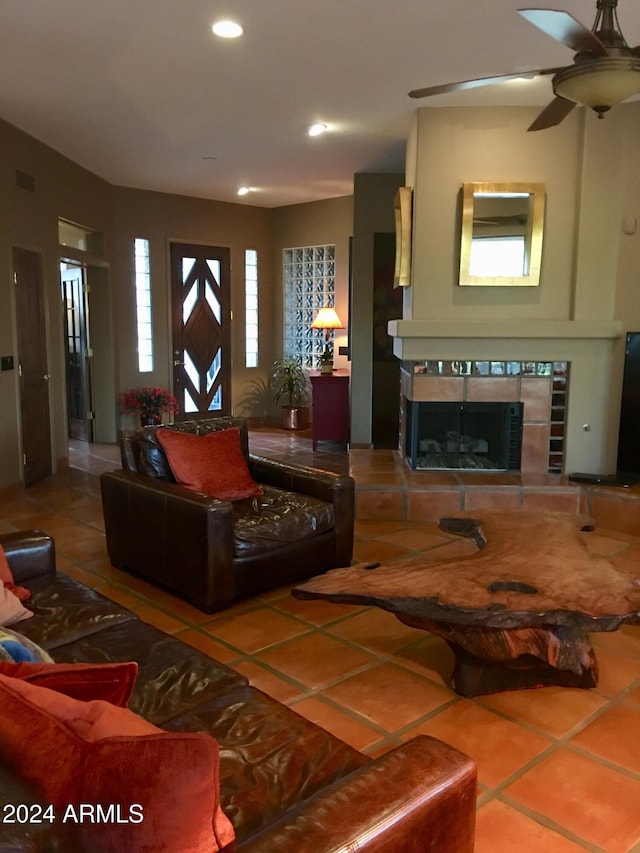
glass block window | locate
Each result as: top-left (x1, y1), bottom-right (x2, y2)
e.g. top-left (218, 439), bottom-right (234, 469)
top-left (245, 250), bottom-right (258, 368)
top-left (134, 238), bottom-right (153, 373)
top-left (283, 244), bottom-right (335, 368)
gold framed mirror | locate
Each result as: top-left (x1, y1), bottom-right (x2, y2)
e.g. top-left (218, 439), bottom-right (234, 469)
top-left (394, 186), bottom-right (413, 287)
top-left (459, 181), bottom-right (545, 287)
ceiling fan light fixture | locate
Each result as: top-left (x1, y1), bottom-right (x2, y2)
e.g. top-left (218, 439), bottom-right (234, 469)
top-left (552, 57), bottom-right (640, 114)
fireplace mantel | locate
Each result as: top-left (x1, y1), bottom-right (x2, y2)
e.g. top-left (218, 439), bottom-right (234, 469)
top-left (388, 320), bottom-right (622, 361)
top-left (389, 319), bottom-right (622, 341)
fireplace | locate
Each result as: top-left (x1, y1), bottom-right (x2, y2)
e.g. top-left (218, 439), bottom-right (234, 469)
top-left (399, 360), bottom-right (570, 474)
top-left (405, 400), bottom-right (523, 471)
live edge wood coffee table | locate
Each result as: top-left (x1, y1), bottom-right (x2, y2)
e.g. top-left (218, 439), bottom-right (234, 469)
top-left (293, 511), bottom-right (640, 697)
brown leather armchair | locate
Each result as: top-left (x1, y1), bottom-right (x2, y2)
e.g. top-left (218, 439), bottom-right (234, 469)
top-left (101, 417), bottom-right (355, 612)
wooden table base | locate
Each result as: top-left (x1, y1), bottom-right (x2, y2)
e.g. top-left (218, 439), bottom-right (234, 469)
top-left (396, 615), bottom-right (599, 697)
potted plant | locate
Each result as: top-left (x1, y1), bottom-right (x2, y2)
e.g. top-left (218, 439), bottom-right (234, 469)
top-left (270, 357), bottom-right (310, 430)
top-left (121, 386), bottom-right (180, 426)
top-left (320, 342), bottom-right (334, 374)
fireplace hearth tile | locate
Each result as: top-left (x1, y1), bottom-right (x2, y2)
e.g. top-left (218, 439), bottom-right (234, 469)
top-left (406, 489), bottom-right (462, 522)
top-left (354, 472), bottom-right (405, 486)
top-left (518, 472), bottom-right (567, 486)
top-left (456, 472), bottom-right (519, 486)
top-left (350, 449), bottom-right (640, 525)
top-left (463, 490), bottom-right (521, 511)
top-left (356, 489), bottom-right (405, 521)
top-left (405, 470), bottom-right (459, 487)
top-left (521, 491), bottom-right (580, 513)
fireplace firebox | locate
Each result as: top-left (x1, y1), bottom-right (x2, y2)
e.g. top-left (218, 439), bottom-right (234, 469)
top-left (405, 400), bottom-right (523, 471)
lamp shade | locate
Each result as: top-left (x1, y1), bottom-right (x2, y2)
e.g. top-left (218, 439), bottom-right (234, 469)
top-left (553, 57), bottom-right (640, 111)
top-left (310, 307), bottom-right (344, 331)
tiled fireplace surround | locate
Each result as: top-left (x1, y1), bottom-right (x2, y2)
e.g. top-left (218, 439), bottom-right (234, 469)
top-left (376, 319), bottom-right (627, 524)
top-left (357, 359), bottom-right (597, 523)
top-left (401, 360), bottom-right (568, 474)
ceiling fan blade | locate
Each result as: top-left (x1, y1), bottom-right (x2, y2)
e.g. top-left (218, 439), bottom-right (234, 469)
top-left (527, 96), bottom-right (576, 131)
top-left (408, 67), bottom-right (559, 99)
top-left (518, 9), bottom-right (608, 56)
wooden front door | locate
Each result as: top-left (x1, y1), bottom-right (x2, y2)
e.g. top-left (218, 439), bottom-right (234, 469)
top-left (170, 243), bottom-right (231, 420)
top-left (61, 264), bottom-right (94, 441)
top-left (13, 247), bottom-right (52, 486)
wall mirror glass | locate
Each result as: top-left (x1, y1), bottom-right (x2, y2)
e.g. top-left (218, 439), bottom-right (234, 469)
top-left (459, 182), bottom-right (545, 287)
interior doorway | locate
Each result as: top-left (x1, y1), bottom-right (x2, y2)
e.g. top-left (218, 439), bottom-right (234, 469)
top-left (13, 247), bottom-right (52, 486)
top-left (61, 262), bottom-right (94, 441)
top-left (170, 242), bottom-right (232, 419)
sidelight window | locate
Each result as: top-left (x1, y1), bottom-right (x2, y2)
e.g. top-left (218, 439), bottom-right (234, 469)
top-left (245, 250), bottom-right (259, 367)
top-left (134, 238), bottom-right (153, 373)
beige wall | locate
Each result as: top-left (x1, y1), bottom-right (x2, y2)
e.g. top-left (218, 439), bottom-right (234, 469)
top-left (0, 118), bottom-right (114, 490)
top-left (271, 196), bottom-right (353, 378)
top-left (395, 103), bottom-right (640, 473)
top-left (2, 118), bottom-right (347, 492)
top-left (351, 173), bottom-right (405, 445)
top-left (110, 187), bottom-right (275, 430)
top-left (408, 105), bottom-right (581, 322)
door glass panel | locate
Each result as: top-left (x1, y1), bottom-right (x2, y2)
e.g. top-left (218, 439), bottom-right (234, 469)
top-left (182, 258), bottom-right (196, 284)
top-left (184, 389), bottom-right (197, 413)
top-left (184, 350), bottom-right (200, 392)
top-left (183, 282), bottom-right (197, 324)
top-left (206, 350), bottom-right (221, 392)
top-left (206, 260), bottom-right (221, 282)
top-left (205, 282), bottom-right (221, 321)
top-left (209, 386), bottom-right (222, 411)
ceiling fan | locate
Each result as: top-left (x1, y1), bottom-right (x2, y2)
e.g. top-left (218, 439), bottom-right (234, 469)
top-left (409, 0), bottom-right (640, 131)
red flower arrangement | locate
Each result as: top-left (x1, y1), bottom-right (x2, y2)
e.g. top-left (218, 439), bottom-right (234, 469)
top-left (121, 386), bottom-right (179, 421)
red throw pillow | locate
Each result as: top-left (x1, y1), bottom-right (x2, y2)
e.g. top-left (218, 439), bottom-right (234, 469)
top-left (0, 660), bottom-right (138, 706)
top-left (0, 674), bottom-right (235, 852)
top-left (0, 545), bottom-right (31, 602)
top-left (0, 547), bottom-right (12, 586)
top-left (157, 427), bottom-right (262, 501)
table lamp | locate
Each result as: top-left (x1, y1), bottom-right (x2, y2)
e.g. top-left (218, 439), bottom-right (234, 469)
top-left (311, 307), bottom-right (344, 373)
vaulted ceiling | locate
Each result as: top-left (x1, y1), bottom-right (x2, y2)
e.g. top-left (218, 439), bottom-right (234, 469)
top-left (2, 0), bottom-right (639, 207)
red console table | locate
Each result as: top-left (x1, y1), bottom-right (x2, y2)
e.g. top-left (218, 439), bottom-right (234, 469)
top-left (310, 371), bottom-right (350, 450)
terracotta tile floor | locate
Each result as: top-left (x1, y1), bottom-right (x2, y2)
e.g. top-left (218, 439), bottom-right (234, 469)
top-left (2, 426), bottom-right (640, 853)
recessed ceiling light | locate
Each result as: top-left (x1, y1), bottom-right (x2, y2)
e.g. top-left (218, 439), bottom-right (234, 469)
top-left (212, 20), bottom-right (243, 38)
top-left (237, 186), bottom-right (251, 196)
top-left (308, 123), bottom-right (328, 137)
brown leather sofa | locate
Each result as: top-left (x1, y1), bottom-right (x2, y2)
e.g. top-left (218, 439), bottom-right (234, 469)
top-left (0, 530), bottom-right (477, 852)
top-left (101, 417), bottom-right (355, 612)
